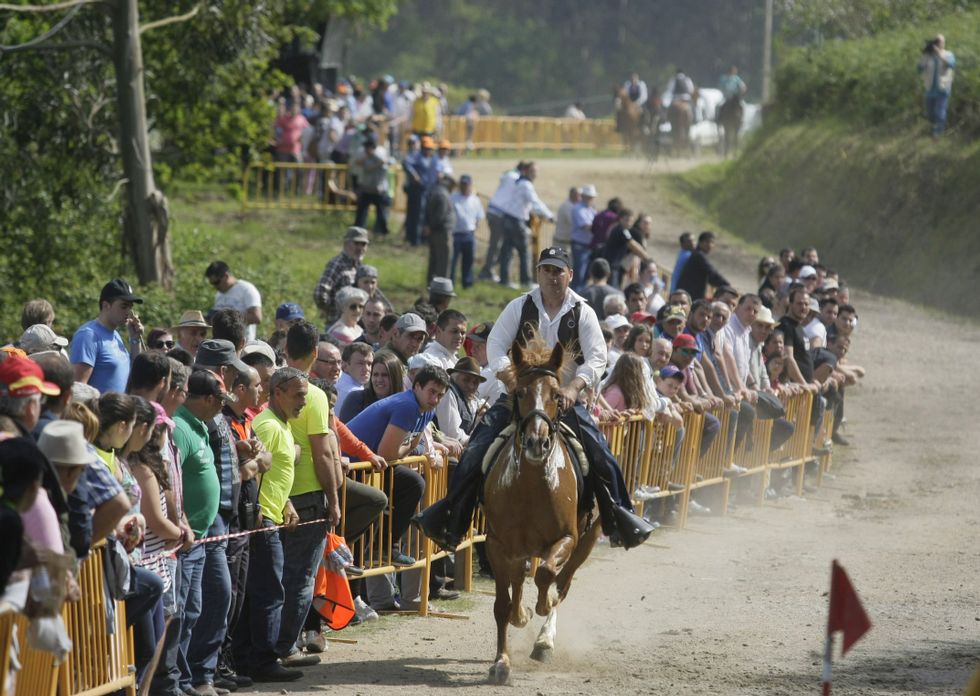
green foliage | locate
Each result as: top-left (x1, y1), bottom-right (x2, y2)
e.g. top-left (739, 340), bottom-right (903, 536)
top-left (347, 0), bottom-right (768, 112)
top-left (775, 0), bottom-right (973, 42)
top-left (773, 9), bottom-right (980, 136)
top-left (665, 119), bottom-right (980, 317)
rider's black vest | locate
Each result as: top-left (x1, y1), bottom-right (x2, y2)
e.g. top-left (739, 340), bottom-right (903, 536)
top-left (674, 75), bottom-right (689, 95)
top-left (628, 83), bottom-right (641, 101)
top-left (448, 382), bottom-right (477, 435)
top-left (517, 295), bottom-right (585, 366)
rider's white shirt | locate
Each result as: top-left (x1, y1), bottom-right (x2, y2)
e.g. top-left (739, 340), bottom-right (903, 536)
top-left (487, 287), bottom-right (606, 390)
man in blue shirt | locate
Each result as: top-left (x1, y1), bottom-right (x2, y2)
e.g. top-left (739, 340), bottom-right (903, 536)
top-left (670, 232), bottom-right (695, 293)
top-left (345, 365), bottom-right (449, 564)
top-left (569, 185), bottom-right (597, 291)
top-left (70, 278), bottom-right (144, 394)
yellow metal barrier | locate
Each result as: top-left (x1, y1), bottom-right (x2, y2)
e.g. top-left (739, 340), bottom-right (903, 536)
top-left (814, 404), bottom-right (835, 486)
top-left (675, 410), bottom-right (705, 528)
top-left (733, 417), bottom-right (775, 504)
top-left (689, 407), bottom-right (734, 511)
top-left (443, 116), bottom-right (624, 153)
top-left (768, 392), bottom-right (814, 497)
top-left (242, 161), bottom-right (405, 213)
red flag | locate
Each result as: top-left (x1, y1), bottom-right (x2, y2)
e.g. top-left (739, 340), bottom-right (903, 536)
top-left (827, 559), bottom-right (872, 655)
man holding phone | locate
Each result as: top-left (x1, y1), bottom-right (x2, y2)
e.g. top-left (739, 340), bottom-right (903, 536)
top-left (70, 278), bottom-right (145, 393)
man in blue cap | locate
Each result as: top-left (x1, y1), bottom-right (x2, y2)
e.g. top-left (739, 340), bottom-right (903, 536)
top-left (275, 302), bottom-right (305, 332)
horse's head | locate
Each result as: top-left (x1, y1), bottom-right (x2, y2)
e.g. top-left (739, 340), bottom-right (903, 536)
top-left (510, 338), bottom-right (565, 463)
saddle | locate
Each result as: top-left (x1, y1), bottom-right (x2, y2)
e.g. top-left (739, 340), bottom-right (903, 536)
top-left (480, 421), bottom-right (590, 507)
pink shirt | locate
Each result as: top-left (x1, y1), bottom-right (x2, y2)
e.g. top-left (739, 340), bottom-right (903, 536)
top-left (275, 113), bottom-right (310, 155)
top-left (602, 384), bottom-right (627, 411)
top-left (21, 489), bottom-right (64, 553)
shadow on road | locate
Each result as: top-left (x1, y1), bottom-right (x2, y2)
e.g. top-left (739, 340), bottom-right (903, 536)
top-left (299, 656), bottom-right (492, 689)
top-left (744, 639), bottom-right (979, 694)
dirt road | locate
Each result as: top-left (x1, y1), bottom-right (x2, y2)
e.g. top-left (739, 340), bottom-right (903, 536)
top-left (256, 157), bottom-right (980, 695)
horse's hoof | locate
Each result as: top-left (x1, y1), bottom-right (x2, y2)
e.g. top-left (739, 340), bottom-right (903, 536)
top-left (510, 605), bottom-right (531, 628)
top-left (530, 644), bottom-right (553, 663)
top-left (489, 660), bottom-right (511, 685)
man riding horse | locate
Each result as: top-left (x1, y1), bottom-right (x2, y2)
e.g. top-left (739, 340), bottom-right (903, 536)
top-left (717, 65), bottom-right (747, 157)
top-left (623, 72), bottom-right (649, 107)
top-left (414, 247), bottom-right (656, 552)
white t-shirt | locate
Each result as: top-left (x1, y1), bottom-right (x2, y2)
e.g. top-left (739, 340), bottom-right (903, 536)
top-left (213, 279), bottom-right (262, 341)
top-left (804, 317), bottom-right (827, 347)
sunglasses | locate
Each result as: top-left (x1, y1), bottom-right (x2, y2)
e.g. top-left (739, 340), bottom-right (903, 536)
top-left (347, 304), bottom-right (364, 310)
top-left (152, 340), bottom-right (175, 349)
top-left (679, 348), bottom-right (699, 357)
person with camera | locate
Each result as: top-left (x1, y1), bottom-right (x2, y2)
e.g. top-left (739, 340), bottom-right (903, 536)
top-left (917, 34), bottom-right (956, 137)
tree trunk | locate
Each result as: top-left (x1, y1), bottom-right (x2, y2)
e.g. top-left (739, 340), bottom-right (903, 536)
top-left (111, 0), bottom-right (174, 288)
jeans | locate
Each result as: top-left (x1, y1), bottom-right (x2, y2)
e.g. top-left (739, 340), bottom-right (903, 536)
top-left (571, 242), bottom-right (592, 292)
top-left (770, 417), bottom-right (795, 452)
top-left (925, 91), bottom-right (950, 135)
top-left (451, 233), bottom-right (476, 288)
top-left (148, 555), bottom-right (185, 696)
top-left (247, 519), bottom-right (285, 669)
top-left (479, 212), bottom-right (505, 280)
top-left (187, 512), bottom-right (232, 686)
top-left (277, 492), bottom-right (328, 657)
top-left (221, 534), bottom-right (249, 671)
top-left (388, 465), bottom-right (426, 549)
top-left (127, 565), bottom-right (165, 684)
top-left (355, 191), bottom-right (389, 234)
top-left (176, 543), bottom-right (206, 691)
top-left (700, 412), bottom-right (721, 457)
top-left (498, 215), bottom-right (530, 286)
top-left (427, 227), bottom-right (451, 283)
top-left (405, 182), bottom-right (425, 246)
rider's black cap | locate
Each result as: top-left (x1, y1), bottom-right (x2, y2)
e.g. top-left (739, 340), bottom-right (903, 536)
top-left (537, 247), bottom-right (572, 270)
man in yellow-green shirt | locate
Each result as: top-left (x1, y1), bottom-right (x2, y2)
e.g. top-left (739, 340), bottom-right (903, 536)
top-left (245, 366), bottom-right (307, 682)
top-left (277, 321), bottom-right (341, 663)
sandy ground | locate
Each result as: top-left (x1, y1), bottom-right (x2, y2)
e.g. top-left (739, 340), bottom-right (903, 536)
top-left (251, 157), bottom-right (980, 695)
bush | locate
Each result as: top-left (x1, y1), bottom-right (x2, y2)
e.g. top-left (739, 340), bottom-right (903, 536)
top-left (774, 9), bottom-right (980, 136)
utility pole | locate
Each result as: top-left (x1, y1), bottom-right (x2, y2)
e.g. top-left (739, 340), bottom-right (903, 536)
top-left (762, 0), bottom-right (773, 103)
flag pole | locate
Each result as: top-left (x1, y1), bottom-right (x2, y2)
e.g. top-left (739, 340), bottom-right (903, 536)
top-left (821, 632), bottom-right (833, 695)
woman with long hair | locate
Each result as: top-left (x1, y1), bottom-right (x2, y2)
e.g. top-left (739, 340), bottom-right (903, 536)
top-left (91, 392), bottom-right (137, 473)
top-left (601, 353), bottom-right (653, 416)
top-left (337, 349), bottom-right (405, 422)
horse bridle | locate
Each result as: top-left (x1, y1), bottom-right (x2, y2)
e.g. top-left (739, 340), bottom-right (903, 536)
top-left (512, 367), bottom-right (563, 459)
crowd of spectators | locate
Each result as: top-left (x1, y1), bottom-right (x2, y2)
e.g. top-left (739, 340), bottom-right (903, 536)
top-left (1, 154), bottom-right (866, 694)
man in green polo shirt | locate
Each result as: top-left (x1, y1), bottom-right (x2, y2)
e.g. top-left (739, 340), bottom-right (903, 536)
top-left (171, 369), bottom-right (225, 695)
top-left (246, 366), bottom-right (307, 682)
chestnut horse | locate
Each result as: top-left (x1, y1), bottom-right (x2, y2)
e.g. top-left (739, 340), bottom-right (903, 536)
top-left (483, 335), bottom-right (601, 685)
top-left (614, 86), bottom-right (643, 154)
top-left (717, 96), bottom-right (743, 158)
top-left (668, 97), bottom-right (693, 156)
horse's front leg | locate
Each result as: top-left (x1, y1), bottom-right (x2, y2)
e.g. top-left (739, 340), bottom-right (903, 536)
top-left (487, 536), bottom-right (514, 685)
top-left (534, 534), bottom-right (575, 616)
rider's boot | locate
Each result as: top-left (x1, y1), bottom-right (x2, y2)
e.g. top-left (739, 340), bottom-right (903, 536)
top-left (593, 479), bottom-right (655, 550)
top-left (412, 500), bottom-right (453, 552)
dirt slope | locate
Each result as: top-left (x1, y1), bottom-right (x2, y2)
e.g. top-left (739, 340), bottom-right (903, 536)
top-left (252, 157), bottom-right (980, 696)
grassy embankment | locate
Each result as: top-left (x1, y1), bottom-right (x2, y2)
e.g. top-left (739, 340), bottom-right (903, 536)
top-left (660, 11), bottom-right (980, 318)
top-left (152, 183), bottom-right (516, 337)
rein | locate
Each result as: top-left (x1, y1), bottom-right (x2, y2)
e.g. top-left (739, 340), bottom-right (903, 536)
top-left (511, 367), bottom-right (563, 462)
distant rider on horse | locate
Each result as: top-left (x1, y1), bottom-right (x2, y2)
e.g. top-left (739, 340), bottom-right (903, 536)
top-left (414, 247), bottom-right (656, 552)
top-left (719, 65), bottom-right (747, 102)
top-left (623, 72), bottom-right (649, 107)
top-left (668, 70), bottom-right (695, 103)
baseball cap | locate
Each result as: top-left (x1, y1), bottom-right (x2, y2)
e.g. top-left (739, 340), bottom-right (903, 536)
top-left (275, 302), bottom-right (305, 322)
top-left (37, 420), bottom-right (97, 467)
top-left (459, 174), bottom-right (472, 185)
top-left (659, 365), bottom-right (685, 380)
top-left (0, 355), bottom-right (61, 397)
top-left (605, 314), bottom-right (631, 331)
top-left (807, 297), bottom-right (820, 313)
top-left (580, 184), bottom-right (597, 198)
top-left (467, 322), bottom-right (493, 342)
top-left (798, 265), bottom-right (817, 279)
top-left (663, 306), bottom-right (687, 324)
top-left (672, 333), bottom-right (699, 352)
top-left (629, 311), bottom-right (656, 325)
top-left (394, 313), bottom-right (427, 334)
top-left (241, 340), bottom-right (278, 365)
top-left (99, 278), bottom-right (143, 305)
top-left (344, 226), bottom-right (370, 243)
top-left (537, 247), bottom-right (572, 270)
top-left (19, 324), bottom-right (68, 355)
top-left (186, 368), bottom-right (229, 400)
top-left (821, 278), bottom-right (839, 290)
top-left (356, 265), bottom-right (379, 280)
top-left (407, 353), bottom-right (440, 370)
top-left (195, 339), bottom-right (249, 374)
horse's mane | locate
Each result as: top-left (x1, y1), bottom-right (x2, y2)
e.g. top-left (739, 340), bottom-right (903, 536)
top-left (498, 326), bottom-right (574, 393)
